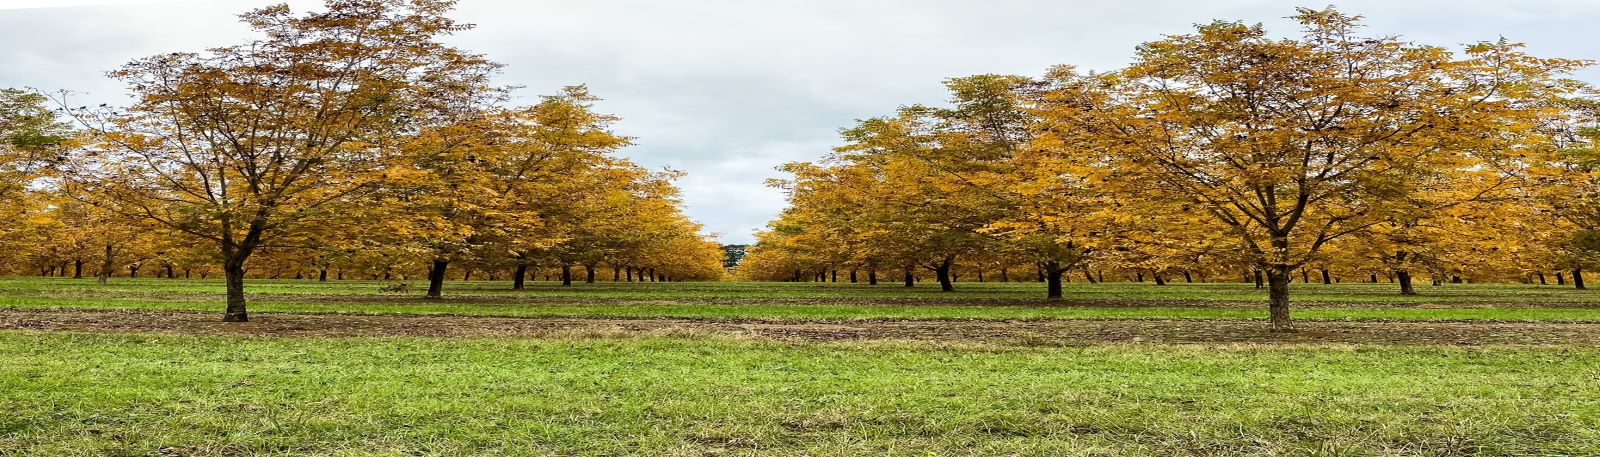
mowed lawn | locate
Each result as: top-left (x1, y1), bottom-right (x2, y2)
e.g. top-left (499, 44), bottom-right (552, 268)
top-left (2, 333), bottom-right (1598, 456)
top-left (3, 277), bottom-right (1600, 321)
top-left (3, 278), bottom-right (1600, 455)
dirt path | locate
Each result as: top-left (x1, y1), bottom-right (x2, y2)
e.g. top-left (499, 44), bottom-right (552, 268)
top-left (4, 308), bottom-right (1598, 346)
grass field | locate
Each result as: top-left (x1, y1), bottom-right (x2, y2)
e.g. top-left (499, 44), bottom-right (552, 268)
top-left (2, 278), bottom-right (1599, 455)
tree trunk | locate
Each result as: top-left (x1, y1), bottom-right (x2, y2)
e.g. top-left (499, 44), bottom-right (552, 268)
top-left (223, 257), bottom-right (249, 322)
top-left (426, 259), bottom-right (448, 299)
top-left (1182, 271), bottom-right (1193, 283)
top-left (561, 265), bottom-right (573, 286)
top-left (831, 269), bottom-right (837, 283)
top-left (1135, 271), bottom-right (1144, 282)
top-left (1321, 269), bottom-right (1331, 285)
top-left (977, 270), bottom-right (985, 283)
top-left (868, 266), bottom-right (878, 285)
top-left (628, 267), bottom-right (636, 282)
top-left (934, 258), bottom-right (954, 292)
top-left (1397, 269), bottom-right (1416, 295)
top-left (1575, 266), bottom-right (1587, 290)
top-left (1537, 272), bottom-right (1547, 285)
top-left (72, 259), bottom-right (83, 279)
top-left (1370, 272), bottom-right (1379, 283)
top-left (1152, 272), bottom-right (1166, 286)
top-left (1084, 267), bottom-right (1097, 284)
top-left (1044, 261), bottom-right (1064, 300)
top-left (903, 268), bottom-right (915, 288)
top-left (1300, 268), bottom-right (1310, 284)
top-left (585, 265), bottom-right (596, 284)
top-left (613, 266), bottom-right (622, 282)
top-left (1558, 271), bottom-right (1566, 285)
top-left (1253, 270), bottom-right (1264, 289)
top-left (319, 268), bottom-right (328, 282)
top-left (513, 264), bottom-right (528, 290)
top-left (849, 269), bottom-right (858, 283)
top-left (1266, 265), bottom-right (1293, 332)
top-left (99, 244), bottom-right (114, 284)
top-left (1000, 267), bottom-right (1010, 283)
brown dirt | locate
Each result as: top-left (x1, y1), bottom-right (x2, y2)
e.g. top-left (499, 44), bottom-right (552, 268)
top-left (33, 289), bottom-right (1600, 309)
top-left (3, 308), bottom-right (1598, 346)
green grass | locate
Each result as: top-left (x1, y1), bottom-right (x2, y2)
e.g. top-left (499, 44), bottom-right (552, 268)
top-left (3, 277), bottom-right (1600, 322)
top-left (2, 332), bottom-right (1597, 456)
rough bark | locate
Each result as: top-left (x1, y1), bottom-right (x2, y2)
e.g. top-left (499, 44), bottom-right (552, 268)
top-left (1266, 265), bottom-right (1293, 332)
top-left (426, 259), bottom-right (448, 299)
top-left (933, 258), bottom-right (954, 292)
top-left (1044, 261), bottom-right (1064, 300)
top-left (1397, 270), bottom-right (1417, 295)
top-left (223, 258), bottom-right (248, 322)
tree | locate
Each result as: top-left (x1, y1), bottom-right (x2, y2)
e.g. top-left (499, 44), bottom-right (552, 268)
top-left (1036, 8), bottom-right (1584, 331)
top-left (63, 0), bottom-right (501, 321)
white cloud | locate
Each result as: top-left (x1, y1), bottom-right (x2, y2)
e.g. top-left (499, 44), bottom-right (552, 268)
top-left (0, 0), bottom-right (194, 10)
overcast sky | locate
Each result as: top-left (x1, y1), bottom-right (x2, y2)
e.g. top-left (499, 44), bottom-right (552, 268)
top-left (3, 0), bottom-right (1598, 243)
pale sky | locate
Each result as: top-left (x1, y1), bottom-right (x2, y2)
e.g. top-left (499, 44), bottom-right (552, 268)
top-left (3, 0), bottom-right (1598, 243)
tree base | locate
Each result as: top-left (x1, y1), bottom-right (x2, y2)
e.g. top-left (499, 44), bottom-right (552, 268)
top-left (223, 312), bottom-right (249, 323)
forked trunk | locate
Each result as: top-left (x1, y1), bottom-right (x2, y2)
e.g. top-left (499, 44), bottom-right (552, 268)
top-left (426, 259), bottom-right (448, 299)
top-left (934, 258), bottom-right (954, 292)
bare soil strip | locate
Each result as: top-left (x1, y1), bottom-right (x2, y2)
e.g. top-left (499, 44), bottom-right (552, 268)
top-left (3, 308), bottom-right (1598, 346)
